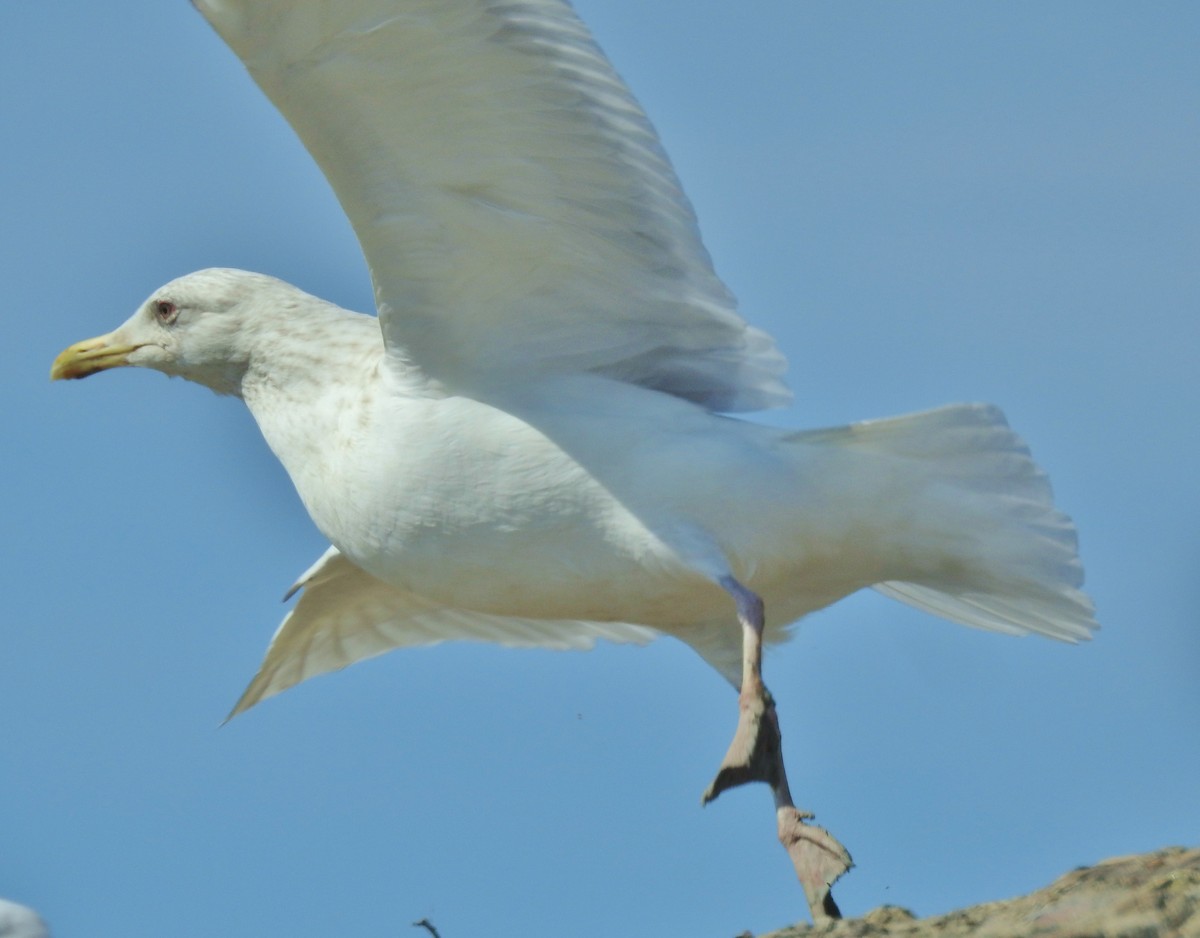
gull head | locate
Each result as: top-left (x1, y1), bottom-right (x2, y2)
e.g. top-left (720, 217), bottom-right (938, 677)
top-left (51, 268), bottom-right (314, 396)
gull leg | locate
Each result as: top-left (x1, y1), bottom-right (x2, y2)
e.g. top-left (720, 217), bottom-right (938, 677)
top-left (702, 575), bottom-right (853, 922)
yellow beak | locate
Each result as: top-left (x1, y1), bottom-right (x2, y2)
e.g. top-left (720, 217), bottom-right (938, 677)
top-left (50, 334), bottom-right (140, 380)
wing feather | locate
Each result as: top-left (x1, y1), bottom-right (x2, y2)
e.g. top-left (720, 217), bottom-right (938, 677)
top-left (228, 547), bottom-right (657, 718)
top-left (192, 0), bottom-right (789, 411)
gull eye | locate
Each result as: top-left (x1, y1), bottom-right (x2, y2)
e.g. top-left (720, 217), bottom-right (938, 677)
top-left (154, 300), bottom-right (178, 324)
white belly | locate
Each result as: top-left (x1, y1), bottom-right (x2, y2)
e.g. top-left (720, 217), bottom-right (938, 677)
top-left (289, 393), bottom-right (720, 622)
top-left (254, 374), bottom-right (898, 632)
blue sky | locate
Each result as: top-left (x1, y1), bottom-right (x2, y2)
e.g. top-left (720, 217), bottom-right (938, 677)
top-left (3, 2), bottom-right (1197, 936)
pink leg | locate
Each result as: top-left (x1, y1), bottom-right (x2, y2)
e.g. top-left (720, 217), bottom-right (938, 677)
top-left (703, 575), bottom-right (853, 922)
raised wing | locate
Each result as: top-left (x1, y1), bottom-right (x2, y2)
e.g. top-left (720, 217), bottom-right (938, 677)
top-left (228, 546), bottom-right (657, 718)
top-left (192, 0), bottom-right (789, 412)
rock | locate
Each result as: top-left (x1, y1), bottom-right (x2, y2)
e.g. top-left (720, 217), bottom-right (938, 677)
top-left (760, 846), bottom-right (1200, 938)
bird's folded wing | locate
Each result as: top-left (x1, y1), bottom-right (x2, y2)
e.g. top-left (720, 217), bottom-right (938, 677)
top-left (228, 546), bottom-right (658, 719)
top-left (192, 0), bottom-right (789, 412)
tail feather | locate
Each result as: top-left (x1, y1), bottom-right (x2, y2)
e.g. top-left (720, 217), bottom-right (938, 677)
top-left (873, 581), bottom-right (1096, 642)
top-left (798, 403), bottom-right (1098, 642)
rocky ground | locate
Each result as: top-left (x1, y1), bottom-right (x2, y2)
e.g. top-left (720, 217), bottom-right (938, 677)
top-left (6, 845), bottom-right (1195, 937)
top-left (761, 846), bottom-right (1199, 938)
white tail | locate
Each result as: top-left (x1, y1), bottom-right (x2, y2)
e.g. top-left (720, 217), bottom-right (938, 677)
top-left (794, 404), bottom-right (1097, 642)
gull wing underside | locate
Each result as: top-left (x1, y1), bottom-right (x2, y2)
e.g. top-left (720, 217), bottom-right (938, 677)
top-left (229, 546), bottom-right (658, 718)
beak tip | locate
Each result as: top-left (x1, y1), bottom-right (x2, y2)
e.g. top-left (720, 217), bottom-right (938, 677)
top-left (50, 335), bottom-right (136, 381)
top-left (50, 358), bottom-right (74, 382)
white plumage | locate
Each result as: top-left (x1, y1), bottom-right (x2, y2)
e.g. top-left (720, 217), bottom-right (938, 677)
top-left (0, 899), bottom-right (49, 938)
top-left (51, 0), bottom-right (1099, 758)
top-left (51, 0), bottom-right (1096, 918)
top-left (196, 0), bottom-right (789, 413)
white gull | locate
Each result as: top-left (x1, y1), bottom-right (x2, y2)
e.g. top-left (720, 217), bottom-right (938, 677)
top-left (51, 0), bottom-right (1097, 920)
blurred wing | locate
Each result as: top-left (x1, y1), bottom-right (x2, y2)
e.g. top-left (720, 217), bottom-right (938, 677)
top-left (228, 546), bottom-right (657, 718)
top-left (192, 0), bottom-right (789, 412)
